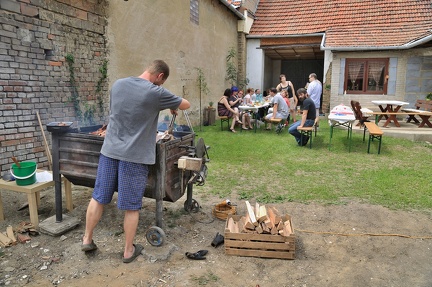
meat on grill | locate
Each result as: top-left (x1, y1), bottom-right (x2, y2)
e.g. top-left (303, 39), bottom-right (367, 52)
top-left (89, 124), bottom-right (107, 137)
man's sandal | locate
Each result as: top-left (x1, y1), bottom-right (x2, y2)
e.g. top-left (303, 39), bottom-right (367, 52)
top-left (185, 249), bottom-right (208, 260)
top-left (81, 240), bottom-right (98, 252)
top-left (122, 244), bottom-right (144, 263)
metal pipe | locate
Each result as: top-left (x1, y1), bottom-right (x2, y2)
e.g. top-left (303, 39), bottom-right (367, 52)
top-left (218, 0), bottom-right (245, 19)
top-left (51, 133), bottom-right (63, 222)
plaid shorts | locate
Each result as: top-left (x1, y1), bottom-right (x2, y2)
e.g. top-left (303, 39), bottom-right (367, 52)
top-left (92, 154), bottom-right (149, 210)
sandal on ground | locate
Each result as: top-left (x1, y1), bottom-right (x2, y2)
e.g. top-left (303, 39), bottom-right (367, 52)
top-left (81, 240), bottom-right (98, 252)
top-left (211, 232), bottom-right (225, 247)
top-left (242, 127), bottom-right (249, 130)
top-left (249, 126), bottom-right (253, 129)
top-left (185, 249), bottom-right (208, 260)
top-left (229, 128), bottom-right (236, 133)
top-left (122, 244), bottom-right (144, 263)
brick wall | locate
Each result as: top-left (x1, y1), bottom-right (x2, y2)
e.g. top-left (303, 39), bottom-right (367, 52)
top-left (0, 0), bottom-right (109, 176)
top-left (237, 32), bottom-right (246, 89)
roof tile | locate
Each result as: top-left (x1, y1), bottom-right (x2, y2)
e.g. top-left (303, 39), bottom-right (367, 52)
top-left (249, 0), bottom-right (432, 48)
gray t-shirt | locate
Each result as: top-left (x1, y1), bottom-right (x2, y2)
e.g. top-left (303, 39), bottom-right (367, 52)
top-left (101, 77), bottom-right (182, 164)
top-left (272, 93), bottom-right (289, 119)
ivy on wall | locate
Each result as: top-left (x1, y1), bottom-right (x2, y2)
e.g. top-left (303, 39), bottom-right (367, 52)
top-left (96, 59), bottom-right (108, 113)
top-left (225, 47), bottom-right (249, 90)
top-left (65, 53), bottom-right (82, 121)
top-left (65, 54), bottom-right (107, 125)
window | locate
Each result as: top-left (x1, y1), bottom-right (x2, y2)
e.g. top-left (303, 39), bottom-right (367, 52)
top-left (344, 58), bottom-right (389, 94)
top-left (190, 0), bottom-right (199, 25)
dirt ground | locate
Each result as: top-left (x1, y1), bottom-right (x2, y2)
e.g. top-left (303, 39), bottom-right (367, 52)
top-left (1, 184), bottom-right (432, 287)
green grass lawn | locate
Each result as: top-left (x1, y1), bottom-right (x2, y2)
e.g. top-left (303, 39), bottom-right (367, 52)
top-left (192, 118), bottom-right (432, 211)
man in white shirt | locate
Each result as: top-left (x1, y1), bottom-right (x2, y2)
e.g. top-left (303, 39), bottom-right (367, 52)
top-left (306, 73), bottom-right (322, 126)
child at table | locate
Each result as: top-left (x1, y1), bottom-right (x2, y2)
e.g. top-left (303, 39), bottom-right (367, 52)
top-left (243, 88), bottom-right (254, 105)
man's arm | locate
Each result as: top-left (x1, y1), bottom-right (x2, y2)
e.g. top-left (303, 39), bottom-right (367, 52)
top-left (178, 98), bottom-right (190, 110)
top-left (272, 103), bottom-right (278, 119)
top-left (299, 109), bottom-right (308, 128)
top-left (171, 98), bottom-right (190, 115)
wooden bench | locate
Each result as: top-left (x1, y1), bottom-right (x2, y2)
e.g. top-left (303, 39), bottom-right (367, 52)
top-left (297, 126), bottom-right (314, 148)
top-left (363, 122), bottom-right (384, 154)
top-left (402, 99), bottom-right (432, 128)
top-left (297, 120), bottom-right (318, 149)
top-left (219, 116), bottom-right (230, 131)
top-left (265, 118), bottom-right (285, 134)
top-left (372, 111), bottom-right (432, 128)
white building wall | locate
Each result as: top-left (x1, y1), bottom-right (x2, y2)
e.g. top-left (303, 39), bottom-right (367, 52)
top-left (246, 39), bottom-right (264, 91)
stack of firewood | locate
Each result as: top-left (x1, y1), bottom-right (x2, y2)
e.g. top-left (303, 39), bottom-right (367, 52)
top-left (226, 201), bottom-right (293, 236)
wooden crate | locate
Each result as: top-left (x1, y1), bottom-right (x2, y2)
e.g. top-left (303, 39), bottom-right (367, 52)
top-left (224, 214), bottom-right (295, 260)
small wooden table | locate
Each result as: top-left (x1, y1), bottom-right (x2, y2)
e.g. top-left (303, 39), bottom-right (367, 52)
top-left (0, 170), bottom-right (72, 227)
top-left (371, 100), bottom-right (409, 127)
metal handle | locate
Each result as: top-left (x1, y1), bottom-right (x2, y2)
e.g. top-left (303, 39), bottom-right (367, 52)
top-left (168, 114), bottom-right (176, 134)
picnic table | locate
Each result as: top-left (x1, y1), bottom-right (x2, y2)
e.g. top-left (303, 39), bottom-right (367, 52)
top-left (402, 99), bottom-right (432, 128)
top-left (371, 100), bottom-right (409, 127)
top-left (328, 105), bottom-right (356, 152)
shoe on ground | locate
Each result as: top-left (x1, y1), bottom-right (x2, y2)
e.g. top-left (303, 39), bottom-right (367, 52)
top-left (185, 249), bottom-right (208, 260)
top-left (81, 240), bottom-right (98, 252)
top-left (122, 244), bottom-right (144, 263)
top-left (211, 232), bottom-right (224, 247)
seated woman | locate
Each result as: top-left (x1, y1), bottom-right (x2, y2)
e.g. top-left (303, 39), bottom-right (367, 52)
top-left (218, 88), bottom-right (239, 133)
top-left (229, 86), bottom-right (243, 124)
top-left (229, 87), bottom-right (252, 130)
top-left (240, 108), bottom-right (254, 130)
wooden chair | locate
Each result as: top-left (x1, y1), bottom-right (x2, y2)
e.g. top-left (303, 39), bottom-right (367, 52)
top-left (351, 100), bottom-right (370, 127)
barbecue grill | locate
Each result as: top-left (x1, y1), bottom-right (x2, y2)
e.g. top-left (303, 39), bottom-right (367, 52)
top-left (48, 120), bottom-right (209, 246)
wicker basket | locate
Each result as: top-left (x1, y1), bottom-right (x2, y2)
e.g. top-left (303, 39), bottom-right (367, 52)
top-left (212, 201), bottom-right (236, 220)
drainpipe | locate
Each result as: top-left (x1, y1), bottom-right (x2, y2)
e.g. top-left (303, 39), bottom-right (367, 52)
top-left (219, 0), bottom-right (245, 19)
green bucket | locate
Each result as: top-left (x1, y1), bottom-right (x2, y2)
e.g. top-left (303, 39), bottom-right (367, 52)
top-left (10, 161), bottom-right (37, 186)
